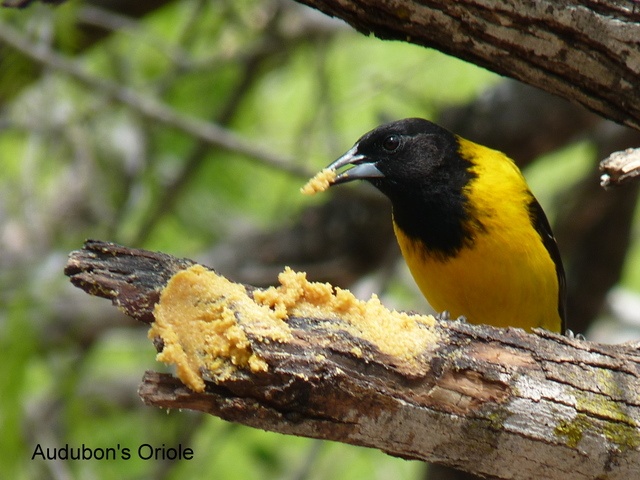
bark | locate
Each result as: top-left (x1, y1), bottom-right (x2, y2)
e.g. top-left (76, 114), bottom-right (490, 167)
top-left (294, 0), bottom-right (640, 131)
top-left (600, 147), bottom-right (640, 188)
top-left (65, 240), bottom-right (640, 480)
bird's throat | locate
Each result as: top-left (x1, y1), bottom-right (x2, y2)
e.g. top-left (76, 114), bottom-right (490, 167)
top-left (390, 191), bottom-right (477, 260)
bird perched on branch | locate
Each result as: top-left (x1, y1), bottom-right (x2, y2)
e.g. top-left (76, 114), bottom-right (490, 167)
top-left (307, 118), bottom-right (566, 333)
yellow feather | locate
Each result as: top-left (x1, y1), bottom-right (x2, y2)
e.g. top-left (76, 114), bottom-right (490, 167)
top-left (394, 137), bottom-right (562, 332)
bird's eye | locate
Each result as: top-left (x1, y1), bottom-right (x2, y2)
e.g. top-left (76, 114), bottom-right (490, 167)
top-left (382, 135), bottom-right (401, 152)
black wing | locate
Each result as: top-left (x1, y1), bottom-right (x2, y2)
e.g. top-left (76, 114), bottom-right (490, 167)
top-left (528, 198), bottom-right (567, 332)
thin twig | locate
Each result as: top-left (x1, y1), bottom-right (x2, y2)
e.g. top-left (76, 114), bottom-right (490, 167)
top-left (0, 19), bottom-right (311, 178)
top-left (131, 7), bottom-right (291, 245)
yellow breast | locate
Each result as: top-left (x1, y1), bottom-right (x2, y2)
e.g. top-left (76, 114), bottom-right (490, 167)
top-left (394, 140), bottom-right (562, 332)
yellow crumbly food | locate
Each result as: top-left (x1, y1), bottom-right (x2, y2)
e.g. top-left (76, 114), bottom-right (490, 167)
top-left (300, 168), bottom-right (337, 195)
top-left (150, 264), bottom-right (438, 392)
top-left (253, 268), bottom-right (438, 362)
top-left (149, 265), bottom-right (290, 392)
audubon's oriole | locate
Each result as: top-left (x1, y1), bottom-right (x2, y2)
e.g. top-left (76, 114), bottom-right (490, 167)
top-left (322, 118), bottom-right (566, 333)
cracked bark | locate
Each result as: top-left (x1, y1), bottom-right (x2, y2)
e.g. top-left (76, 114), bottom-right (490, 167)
top-left (294, 0), bottom-right (640, 131)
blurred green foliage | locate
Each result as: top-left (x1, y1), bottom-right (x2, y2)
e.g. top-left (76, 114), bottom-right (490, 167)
top-left (0, 1), bottom-right (637, 479)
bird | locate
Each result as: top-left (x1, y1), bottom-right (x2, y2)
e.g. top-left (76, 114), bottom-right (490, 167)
top-left (322, 117), bottom-right (566, 333)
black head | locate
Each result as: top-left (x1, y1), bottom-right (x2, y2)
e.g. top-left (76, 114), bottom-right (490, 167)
top-left (327, 118), bottom-right (477, 255)
top-left (328, 118), bottom-right (471, 201)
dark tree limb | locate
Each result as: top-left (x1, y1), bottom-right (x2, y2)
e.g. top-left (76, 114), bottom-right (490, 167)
top-left (65, 240), bottom-right (640, 480)
top-left (294, 0), bottom-right (640, 131)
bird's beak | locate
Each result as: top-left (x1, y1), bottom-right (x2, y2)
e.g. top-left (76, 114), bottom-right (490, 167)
top-left (327, 146), bottom-right (384, 185)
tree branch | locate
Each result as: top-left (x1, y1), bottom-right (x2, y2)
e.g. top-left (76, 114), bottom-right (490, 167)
top-left (65, 240), bottom-right (640, 480)
top-left (294, 0), bottom-right (640, 131)
top-left (600, 147), bottom-right (640, 188)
